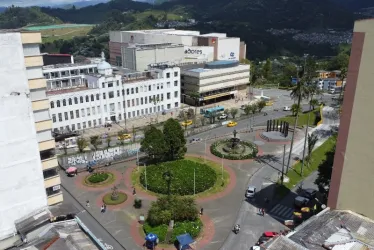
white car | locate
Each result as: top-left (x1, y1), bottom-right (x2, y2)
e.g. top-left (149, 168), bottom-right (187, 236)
top-left (219, 114), bottom-right (228, 120)
top-left (245, 186), bottom-right (256, 198)
top-left (283, 106), bottom-right (291, 111)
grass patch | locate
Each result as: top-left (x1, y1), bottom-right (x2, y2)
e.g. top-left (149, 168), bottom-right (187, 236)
top-left (275, 137), bottom-right (336, 198)
top-left (41, 26), bottom-right (93, 43)
top-left (279, 108), bottom-right (319, 127)
top-left (103, 192), bottom-right (127, 205)
top-left (83, 172), bottom-right (115, 187)
top-left (131, 156), bottom-right (230, 198)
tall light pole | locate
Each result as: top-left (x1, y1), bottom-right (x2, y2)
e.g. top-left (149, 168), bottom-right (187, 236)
top-left (221, 156), bottom-right (224, 182)
top-left (204, 133), bottom-right (210, 163)
top-left (144, 163), bottom-right (147, 191)
top-left (300, 54), bottom-right (309, 178)
top-left (194, 168), bottom-right (196, 196)
top-left (281, 144), bottom-right (286, 185)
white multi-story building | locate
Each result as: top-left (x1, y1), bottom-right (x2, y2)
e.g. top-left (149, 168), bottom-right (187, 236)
top-left (48, 54), bottom-right (181, 132)
top-left (0, 31), bottom-right (62, 243)
top-left (181, 60), bottom-right (250, 105)
top-left (109, 29), bottom-right (246, 66)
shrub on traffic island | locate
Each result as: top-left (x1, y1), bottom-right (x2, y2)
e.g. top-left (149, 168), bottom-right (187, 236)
top-left (210, 139), bottom-right (258, 160)
top-left (103, 192), bottom-right (127, 205)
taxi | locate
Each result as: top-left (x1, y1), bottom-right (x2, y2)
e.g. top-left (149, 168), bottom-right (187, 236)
top-left (227, 121), bottom-right (238, 127)
top-left (181, 120), bottom-right (193, 126)
top-left (118, 133), bottom-right (132, 140)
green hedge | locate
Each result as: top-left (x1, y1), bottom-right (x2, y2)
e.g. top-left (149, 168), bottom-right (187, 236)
top-left (143, 222), bottom-right (168, 243)
top-left (140, 160), bottom-right (217, 195)
top-left (170, 219), bottom-right (203, 242)
top-left (103, 192), bottom-right (127, 205)
top-left (210, 140), bottom-right (258, 160)
top-left (88, 172), bottom-right (109, 183)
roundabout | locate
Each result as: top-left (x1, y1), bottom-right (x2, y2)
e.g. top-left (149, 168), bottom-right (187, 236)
top-left (83, 171), bottom-right (116, 187)
top-left (210, 131), bottom-right (258, 160)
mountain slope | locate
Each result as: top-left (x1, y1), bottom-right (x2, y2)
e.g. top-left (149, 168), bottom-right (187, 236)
top-left (0, 6), bottom-right (62, 29)
top-left (160, 0), bottom-right (355, 30)
top-left (330, 0), bottom-right (374, 10)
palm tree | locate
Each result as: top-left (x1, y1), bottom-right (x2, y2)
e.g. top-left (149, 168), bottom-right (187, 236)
top-left (257, 100), bottom-right (266, 112)
top-left (291, 103), bottom-right (302, 116)
top-left (305, 133), bottom-right (319, 167)
top-left (77, 137), bottom-right (88, 153)
top-left (286, 78), bottom-right (310, 173)
top-left (338, 67), bottom-right (347, 106)
top-left (309, 99), bottom-right (319, 110)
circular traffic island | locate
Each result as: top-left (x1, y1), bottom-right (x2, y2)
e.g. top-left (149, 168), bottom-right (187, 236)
top-left (102, 192), bottom-right (127, 205)
top-left (210, 139), bottom-right (258, 160)
top-left (83, 171), bottom-right (116, 187)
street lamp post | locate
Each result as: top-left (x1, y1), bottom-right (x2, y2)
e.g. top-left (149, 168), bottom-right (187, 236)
top-left (221, 156), bottom-right (224, 182)
top-left (281, 144), bottom-right (286, 185)
top-left (194, 168), bottom-right (196, 196)
top-left (144, 163), bottom-right (147, 191)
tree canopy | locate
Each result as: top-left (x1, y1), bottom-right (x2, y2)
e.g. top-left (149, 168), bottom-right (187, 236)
top-left (163, 118), bottom-right (187, 160)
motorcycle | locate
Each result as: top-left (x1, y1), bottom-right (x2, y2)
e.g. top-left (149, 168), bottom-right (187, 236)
top-left (233, 225), bottom-right (240, 234)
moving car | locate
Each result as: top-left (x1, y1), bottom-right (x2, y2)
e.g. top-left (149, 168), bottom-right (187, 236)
top-left (283, 106), bottom-right (291, 111)
top-left (263, 231), bottom-right (279, 237)
top-left (245, 186), bottom-right (256, 198)
top-left (190, 138), bottom-right (202, 143)
top-left (181, 120), bottom-right (193, 126)
top-left (118, 133), bottom-right (132, 140)
top-left (227, 121), bottom-right (237, 127)
top-left (219, 114), bottom-right (228, 120)
top-left (299, 188), bottom-right (317, 200)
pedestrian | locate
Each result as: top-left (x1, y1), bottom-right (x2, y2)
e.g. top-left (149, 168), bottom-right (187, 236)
top-left (262, 208), bottom-right (265, 216)
top-left (200, 207), bottom-right (204, 216)
top-left (103, 203), bottom-right (106, 212)
top-left (133, 187), bottom-right (136, 195)
top-left (101, 204), bottom-right (105, 213)
top-left (86, 200), bottom-right (90, 208)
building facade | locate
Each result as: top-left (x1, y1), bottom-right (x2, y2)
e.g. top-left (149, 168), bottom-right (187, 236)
top-left (109, 29), bottom-right (246, 66)
top-left (0, 32), bottom-right (62, 241)
top-left (48, 55), bottom-right (181, 132)
top-left (180, 60), bottom-right (250, 105)
top-left (328, 19), bottom-right (374, 219)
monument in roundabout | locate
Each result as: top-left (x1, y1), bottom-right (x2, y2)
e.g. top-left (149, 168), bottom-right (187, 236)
top-left (260, 119), bottom-right (292, 142)
top-left (211, 129), bottom-right (258, 160)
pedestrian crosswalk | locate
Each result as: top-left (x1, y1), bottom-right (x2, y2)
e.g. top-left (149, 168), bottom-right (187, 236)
top-left (269, 204), bottom-right (294, 220)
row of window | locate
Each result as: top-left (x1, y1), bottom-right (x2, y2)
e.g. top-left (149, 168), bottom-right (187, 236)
top-left (54, 102), bottom-right (180, 132)
top-left (49, 81), bottom-right (179, 109)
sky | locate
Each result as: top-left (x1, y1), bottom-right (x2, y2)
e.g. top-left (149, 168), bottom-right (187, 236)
top-left (0, 0), bottom-right (99, 7)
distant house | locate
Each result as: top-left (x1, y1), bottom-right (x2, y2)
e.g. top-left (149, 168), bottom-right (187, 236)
top-left (316, 78), bottom-right (345, 91)
top-left (316, 70), bottom-right (341, 79)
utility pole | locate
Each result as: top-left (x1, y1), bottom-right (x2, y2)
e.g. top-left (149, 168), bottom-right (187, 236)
top-left (281, 144), bottom-right (286, 185)
top-left (300, 54), bottom-right (310, 178)
top-left (194, 168), bottom-right (196, 196)
top-left (144, 163), bottom-right (147, 191)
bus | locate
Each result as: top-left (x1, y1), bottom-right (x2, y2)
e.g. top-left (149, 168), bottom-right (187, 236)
top-left (200, 106), bottom-right (225, 118)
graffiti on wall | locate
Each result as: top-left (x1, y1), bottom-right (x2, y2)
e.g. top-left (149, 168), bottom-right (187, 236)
top-left (63, 145), bottom-right (140, 168)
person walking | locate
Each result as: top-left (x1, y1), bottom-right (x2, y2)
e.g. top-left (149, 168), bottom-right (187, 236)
top-left (200, 207), bottom-right (204, 216)
top-left (133, 187), bottom-right (136, 195)
top-left (86, 200), bottom-right (90, 208)
top-left (103, 204), bottom-right (107, 212)
top-left (100, 205), bottom-right (105, 213)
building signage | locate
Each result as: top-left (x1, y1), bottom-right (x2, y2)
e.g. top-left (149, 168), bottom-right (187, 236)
top-left (185, 48), bottom-right (203, 55)
top-left (229, 52), bottom-right (236, 60)
top-left (52, 185), bottom-right (61, 191)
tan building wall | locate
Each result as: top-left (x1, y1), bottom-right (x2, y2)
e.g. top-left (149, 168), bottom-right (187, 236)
top-left (328, 19), bottom-right (374, 219)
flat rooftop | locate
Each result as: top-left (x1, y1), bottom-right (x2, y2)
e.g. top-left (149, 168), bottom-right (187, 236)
top-left (46, 86), bottom-right (94, 96)
top-left (43, 63), bottom-right (97, 70)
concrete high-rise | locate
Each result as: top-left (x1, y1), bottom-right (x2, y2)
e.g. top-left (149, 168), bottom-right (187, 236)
top-left (328, 19), bottom-right (374, 219)
top-left (0, 31), bottom-right (62, 240)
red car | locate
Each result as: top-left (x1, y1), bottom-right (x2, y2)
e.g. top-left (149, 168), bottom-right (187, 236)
top-left (263, 231), bottom-right (279, 237)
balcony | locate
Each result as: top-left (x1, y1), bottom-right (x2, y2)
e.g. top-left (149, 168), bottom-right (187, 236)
top-left (29, 78), bottom-right (46, 89)
top-left (32, 99), bottom-right (49, 111)
top-left (39, 139), bottom-right (55, 151)
top-left (21, 32), bottom-right (42, 44)
top-left (35, 120), bottom-right (52, 132)
top-left (44, 175), bottom-right (61, 188)
top-left (47, 193), bottom-right (63, 205)
top-left (24, 56), bottom-right (43, 68)
top-left (42, 157), bottom-right (58, 170)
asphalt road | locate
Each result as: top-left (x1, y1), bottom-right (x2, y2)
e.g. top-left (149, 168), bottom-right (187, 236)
top-left (62, 186), bottom-right (125, 250)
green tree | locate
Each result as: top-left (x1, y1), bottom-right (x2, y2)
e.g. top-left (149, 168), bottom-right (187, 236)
top-left (230, 108), bottom-right (239, 119)
top-left (291, 103), bottom-right (302, 116)
top-left (243, 104), bottom-right (252, 116)
top-left (251, 104), bottom-right (258, 114)
top-left (199, 115), bottom-right (206, 126)
top-left (77, 137), bottom-right (88, 153)
top-left (224, 109), bottom-right (230, 116)
top-left (257, 100), bottom-right (266, 112)
top-left (141, 125), bottom-right (167, 161)
top-left (286, 78), bottom-right (310, 172)
top-left (90, 135), bottom-right (101, 150)
top-left (309, 99), bottom-right (319, 110)
top-left (163, 118), bottom-right (186, 160)
top-left (262, 58), bottom-right (272, 80)
top-left (315, 148), bottom-right (336, 195)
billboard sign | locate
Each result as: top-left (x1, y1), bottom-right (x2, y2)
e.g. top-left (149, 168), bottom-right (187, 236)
top-left (217, 38), bottom-right (240, 61)
top-left (184, 46), bottom-right (214, 60)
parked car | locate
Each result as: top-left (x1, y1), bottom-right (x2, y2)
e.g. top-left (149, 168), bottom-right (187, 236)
top-left (263, 231), bottom-right (279, 237)
top-left (299, 188), bottom-right (317, 200)
top-left (283, 106), bottom-right (291, 111)
top-left (118, 133), bottom-right (132, 140)
top-left (190, 138), bottom-right (202, 143)
top-left (219, 114), bottom-right (228, 120)
top-left (294, 196), bottom-right (310, 208)
top-left (227, 121), bottom-right (238, 127)
top-left (181, 120), bottom-right (193, 126)
top-left (245, 186), bottom-right (256, 198)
